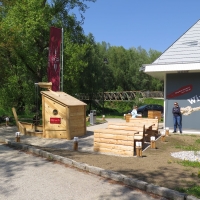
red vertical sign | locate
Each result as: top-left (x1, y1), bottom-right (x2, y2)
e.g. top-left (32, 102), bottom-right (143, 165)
top-left (47, 27), bottom-right (62, 91)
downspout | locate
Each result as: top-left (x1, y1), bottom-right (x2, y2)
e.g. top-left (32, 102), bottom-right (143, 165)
top-left (164, 73), bottom-right (166, 128)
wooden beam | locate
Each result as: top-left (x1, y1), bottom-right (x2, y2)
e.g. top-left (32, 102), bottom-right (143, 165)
top-left (94, 129), bottom-right (139, 136)
top-left (94, 137), bottom-right (134, 146)
top-left (37, 82), bottom-right (52, 90)
top-left (12, 107), bottom-right (19, 130)
top-left (94, 142), bottom-right (134, 151)
top-left (94, 132), bottom-right (134, 140)
top-left (93, 147), bottom-right (134, 156)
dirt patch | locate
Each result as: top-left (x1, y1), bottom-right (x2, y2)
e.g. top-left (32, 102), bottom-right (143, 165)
top-left (32, 134), bottom-right (200, 191)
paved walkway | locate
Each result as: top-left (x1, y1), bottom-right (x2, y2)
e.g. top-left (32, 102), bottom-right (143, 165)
top-left (0, 118), bottom-right (164, 154)
top-left (0, 143), bottom-right (162, 200)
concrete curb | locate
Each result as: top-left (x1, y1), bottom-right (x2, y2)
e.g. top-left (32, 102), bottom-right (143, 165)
top-left (186, 196), bottom-right (200, 200)
top-left (146, 184), bottom-right (185, 200)
top-left (0, 138), bottom-right (199, 200)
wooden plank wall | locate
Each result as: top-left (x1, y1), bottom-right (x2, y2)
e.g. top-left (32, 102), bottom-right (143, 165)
top-left (129, 118), bottom-right (159, 131)
top-left (125, 114), bottom-right (132, 122)
top-left (94, 130), bottom-right (135, 156)
top-left (42, 95), bottom-right (86, 139)
top-left (43, 96), bottom-right (69, 139)
top-left (148, 111), bottom-right (161, 121)
top-left (69, 105), bottom-right (86, 137)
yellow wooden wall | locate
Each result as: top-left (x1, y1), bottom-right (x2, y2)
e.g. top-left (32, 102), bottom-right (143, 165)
top-left (93, 130), bottom-right (135, 156)
top-left (42, 95), bottom-right (86, 139)
top-left (68, 105), bottom-right (86, 137)
top-left (148, 111), bottom-right (161, 121)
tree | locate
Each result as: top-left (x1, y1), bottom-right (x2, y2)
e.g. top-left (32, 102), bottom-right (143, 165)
top-left (0, 0), bottom-right (96, 112)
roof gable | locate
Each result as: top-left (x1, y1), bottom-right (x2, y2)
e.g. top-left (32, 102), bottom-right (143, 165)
top-left (153, 19), bottom-right (200, 64)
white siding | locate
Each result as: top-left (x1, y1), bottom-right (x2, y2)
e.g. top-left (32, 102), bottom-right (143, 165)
top-left (153, 19), bottom-right (200, 64)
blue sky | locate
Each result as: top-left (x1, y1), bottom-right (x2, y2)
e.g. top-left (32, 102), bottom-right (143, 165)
top-left (76, 0), bottom-right (200, 52)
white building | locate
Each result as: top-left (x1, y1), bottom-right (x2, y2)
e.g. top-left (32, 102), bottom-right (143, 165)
top-left (140, 19), bottom-right (200, 133)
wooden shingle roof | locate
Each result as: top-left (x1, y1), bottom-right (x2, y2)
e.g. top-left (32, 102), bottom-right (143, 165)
top-left (41, 91), bottom-right (86, 106)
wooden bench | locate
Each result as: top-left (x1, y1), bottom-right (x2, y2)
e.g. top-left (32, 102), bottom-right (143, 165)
top-left (129, 118), bottom-right (159, 136)
top-left (12, 107), bottom-right (43, 137)
top-left (93, 126), bottom-right (144, 156)
top-left (18, 121), bottom-right (43, 137)
top-left (107, 124), bottom-right (146, 146)
top-left (108, 122), bottom-right (153, 130)
top-left (107, 122), bottom-right (154, 142)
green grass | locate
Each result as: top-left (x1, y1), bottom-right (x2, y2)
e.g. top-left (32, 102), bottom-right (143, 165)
top-left (175, 138), bottom-right (200, 151)
top-left (143, 98), bottom-right (164, 106)
top-left (190, 135), bottom-right (198, 137)
top-left (175, 145), bottom-right (200, 151)
top-left (178, 160), bottom-right (200, 168)
top-left (195, 139), bottom-right (200, 144)
top-left (177, 185), bottom-right (200, 198)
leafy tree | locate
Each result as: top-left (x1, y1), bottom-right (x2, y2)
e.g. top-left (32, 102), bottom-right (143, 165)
top-left (0, 0), bottom-right (163, 115)
top-left (63, 32), bottom-right (91, 94)
top-left (0, 0), bottom-right (96, 112)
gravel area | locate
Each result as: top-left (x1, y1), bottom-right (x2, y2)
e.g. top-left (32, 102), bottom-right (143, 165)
top-left (171, 151), bottom-right (200, 162)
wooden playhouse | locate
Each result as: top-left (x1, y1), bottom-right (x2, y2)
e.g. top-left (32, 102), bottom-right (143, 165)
top-left (41, 90), bottom-right (87, 139)
top-left (13, 87), bottom-right (87, 140)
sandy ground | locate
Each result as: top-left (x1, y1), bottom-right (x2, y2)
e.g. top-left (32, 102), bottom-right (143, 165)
top-left (37, 134), bottom-right (200, 190)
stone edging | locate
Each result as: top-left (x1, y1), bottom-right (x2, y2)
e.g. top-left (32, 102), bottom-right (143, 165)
top-left (0, 137), bottom-right (199, 200)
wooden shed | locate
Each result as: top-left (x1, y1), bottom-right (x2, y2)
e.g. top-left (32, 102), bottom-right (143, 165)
top-left (41, 90), bottom-right (87, 140)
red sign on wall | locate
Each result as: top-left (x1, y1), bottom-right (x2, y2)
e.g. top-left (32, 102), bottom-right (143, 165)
top-left (167, 84), bottom-right (193, 99)
top-left (50, 118), bottom-right (61, 124)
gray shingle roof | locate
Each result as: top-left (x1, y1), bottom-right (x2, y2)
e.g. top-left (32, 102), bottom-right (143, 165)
top-left (153, 19), bottom-right (200, 64)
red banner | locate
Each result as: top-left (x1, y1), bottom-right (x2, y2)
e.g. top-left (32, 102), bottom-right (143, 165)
top-left (47, 27), bottom-right (62, 91)
top-left (167, 84), bottom-right (193, 99)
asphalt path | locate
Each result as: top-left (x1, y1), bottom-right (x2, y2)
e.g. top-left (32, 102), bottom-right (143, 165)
top-left (0, 143), bottom-right (164, 200)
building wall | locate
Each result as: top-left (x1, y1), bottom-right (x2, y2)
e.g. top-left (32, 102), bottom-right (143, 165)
top-left (165, 73), bottom-right (200, 131)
